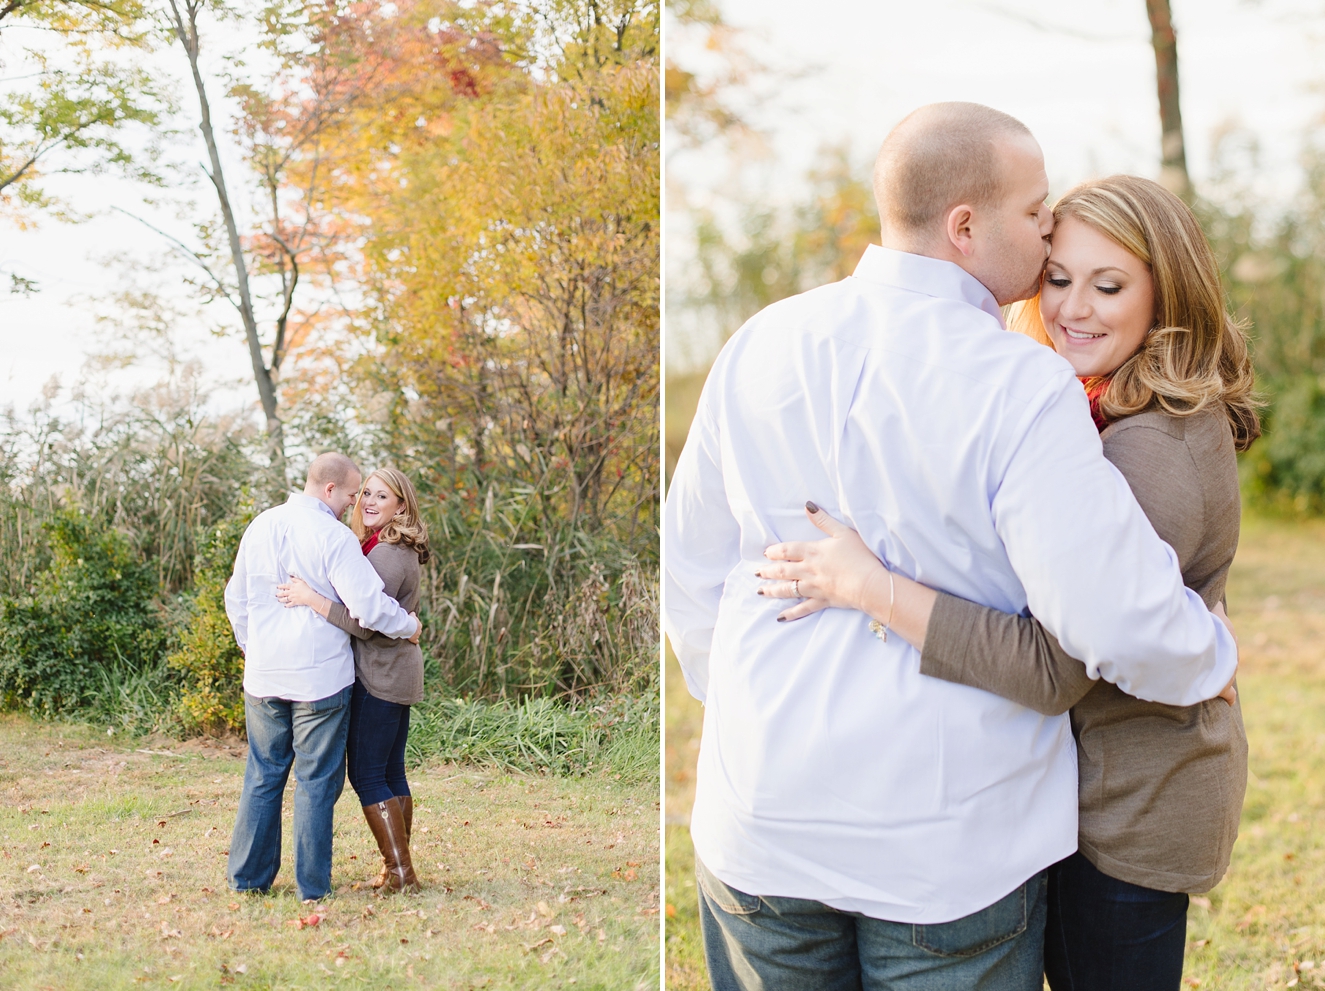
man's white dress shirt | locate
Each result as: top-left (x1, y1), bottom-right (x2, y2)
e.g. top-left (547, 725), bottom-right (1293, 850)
top-left (225, 493), bottom-right (416, 702)
top-left (664, 246), bottom-right (1238, 925)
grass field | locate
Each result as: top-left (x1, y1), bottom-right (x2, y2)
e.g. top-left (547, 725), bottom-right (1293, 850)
top-left (0, 718), bottom-right (660, 990)
top-left (664, 510), bottom-right (1325, 990)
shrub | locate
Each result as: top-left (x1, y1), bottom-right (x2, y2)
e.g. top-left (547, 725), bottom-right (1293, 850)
top-left (0, 511), bottom-right (166, 715)
top-left (1240, 375), bottom-right (1325, 513)
top-left (167, 508), bottom-right (254, 735)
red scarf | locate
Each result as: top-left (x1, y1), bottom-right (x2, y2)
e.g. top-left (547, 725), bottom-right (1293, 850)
top-left (1081, 376), bottom-right (1112, 433)
top-left (360, 529), bottom-right (382, 556)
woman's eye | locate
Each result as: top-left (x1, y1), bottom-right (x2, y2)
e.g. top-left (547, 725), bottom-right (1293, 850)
top-left (1045, 277), bottom-right (1070, 288)
top-left (1095, 285), bottom-right (1122, 295)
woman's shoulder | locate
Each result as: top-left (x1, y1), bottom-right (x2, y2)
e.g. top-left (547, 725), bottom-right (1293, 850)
top-left (366, 539), bottom-right (422, 574)
top-left (1102, 406), bottom-right (1234, 460)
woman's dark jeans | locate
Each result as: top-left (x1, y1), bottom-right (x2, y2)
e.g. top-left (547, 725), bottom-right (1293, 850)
top-left (1045, 851), bottom-right (1189, 991)
top-left (346, 679), bottom-right (411, 806)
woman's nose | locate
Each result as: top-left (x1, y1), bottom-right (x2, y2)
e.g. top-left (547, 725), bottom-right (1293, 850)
top-left (1059, 286), bottom-right (1092, 321)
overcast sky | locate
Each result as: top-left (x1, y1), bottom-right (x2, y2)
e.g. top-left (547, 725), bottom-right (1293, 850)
top-left (0, 14), bottom-right (280, 418)
top-left (665, 0), bottom-right (1325, 369)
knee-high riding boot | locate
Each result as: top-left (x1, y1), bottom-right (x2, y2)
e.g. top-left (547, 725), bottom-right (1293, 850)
top-left (364, 797), bottom-right (420, 893)
top-left (372, 795), bottom-right (413, 889)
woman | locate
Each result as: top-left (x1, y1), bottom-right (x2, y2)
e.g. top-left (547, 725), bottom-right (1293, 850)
top-left (757, 175), bottom-right (1260, 990)
top-left (277, 467), bottom-right (430, 894)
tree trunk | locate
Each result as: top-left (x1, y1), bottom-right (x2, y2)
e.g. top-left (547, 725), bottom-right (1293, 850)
top-left (166, 0), bottom-right (287, 482)
top-left (1146, 0), bottom-right (1190, 198)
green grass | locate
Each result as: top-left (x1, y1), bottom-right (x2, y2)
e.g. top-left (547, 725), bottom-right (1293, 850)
top-left (0, 715), bottom-right (659, 989)
top-left (408, 693), bottom-right (660, 783)
top-left (664, 511), bottom-right (1325, 990)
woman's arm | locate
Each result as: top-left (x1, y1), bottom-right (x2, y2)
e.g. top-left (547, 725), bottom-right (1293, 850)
top-left (759, 503), bottom-right (1233, 713)
top-left (277, 575), bottom-right (421, 643)
top-left (757, 504), bottom-right (1093, 714)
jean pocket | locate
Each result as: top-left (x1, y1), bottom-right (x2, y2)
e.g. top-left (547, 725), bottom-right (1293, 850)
top-left (696, 859), bottom-right (762, 917)
top-left (912, 878), bottom-right (1030, 958)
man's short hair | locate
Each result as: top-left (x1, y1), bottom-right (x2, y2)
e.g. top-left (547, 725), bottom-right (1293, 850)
top-left (873, 102), bottom-right (1034, 237)
top-left (306, 452), bottom-right (360, 490)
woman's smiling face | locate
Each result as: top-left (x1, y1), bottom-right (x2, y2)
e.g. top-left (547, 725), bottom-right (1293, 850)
top-left (359, 474), bottom-right (403, 530)
top-left (1039, 215), bottom-right (1155, 378)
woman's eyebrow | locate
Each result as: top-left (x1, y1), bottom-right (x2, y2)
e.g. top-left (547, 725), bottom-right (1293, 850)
top-left (1088, 266), bottom-right (1129, 278)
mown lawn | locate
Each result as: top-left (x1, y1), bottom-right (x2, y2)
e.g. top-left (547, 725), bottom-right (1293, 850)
top-left (664, 511), bottom-right (1325, 990)
top-left (0, 719), bottom-right (659, 990)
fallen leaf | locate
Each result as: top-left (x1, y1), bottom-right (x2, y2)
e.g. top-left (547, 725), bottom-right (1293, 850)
top-left (26, 864), bottom-right (41, 873)
top-left (549, 924), bottom-right (567, 936)
top-left (1235, 905), bottom-right (1268, 932)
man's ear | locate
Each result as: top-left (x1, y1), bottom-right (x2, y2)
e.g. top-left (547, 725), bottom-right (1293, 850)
top-left (945, 204), bottom-right (977, 258)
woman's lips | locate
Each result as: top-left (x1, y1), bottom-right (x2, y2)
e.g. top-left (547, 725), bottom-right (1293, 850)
top-left (1062, 325), bottom-right (1105, 342)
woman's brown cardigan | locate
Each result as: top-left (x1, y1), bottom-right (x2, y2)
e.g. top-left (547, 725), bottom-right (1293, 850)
top-left (920, 407), bottom-right (1247, 893)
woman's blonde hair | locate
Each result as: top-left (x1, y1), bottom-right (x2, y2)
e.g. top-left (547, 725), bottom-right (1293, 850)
top-left (1007, 174), bottom-right (1261, 451)
top-left (350, 467), bottom-right (431, 563)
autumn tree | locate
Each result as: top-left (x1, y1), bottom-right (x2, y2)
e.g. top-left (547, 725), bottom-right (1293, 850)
top-left (278, 0), bottom-right (659, 544)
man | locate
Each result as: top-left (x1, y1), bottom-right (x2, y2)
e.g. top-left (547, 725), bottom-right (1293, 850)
top-left (664, 103), bottom-right (1238, 988)
top-left (224, 452), bottom-right (421, 902)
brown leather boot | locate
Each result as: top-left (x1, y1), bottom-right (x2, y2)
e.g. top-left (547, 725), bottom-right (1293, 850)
top-left (363, 797), bottom-right (420, 894)
top-left (372, 795), bottom-right (413, 889)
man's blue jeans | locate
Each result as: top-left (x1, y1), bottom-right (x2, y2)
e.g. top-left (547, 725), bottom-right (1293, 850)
top-left (227, 685), bottom-right (352, 901)
top-left (698, 857), bottom-right (1048, 991)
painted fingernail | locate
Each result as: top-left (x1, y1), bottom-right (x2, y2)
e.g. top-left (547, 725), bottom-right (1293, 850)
top-left (776, 616), bottom-right (786, 622)
top-left (756, 589), bottom-right (765, 595)
top-left (806, 501), bottom-right (820, 514)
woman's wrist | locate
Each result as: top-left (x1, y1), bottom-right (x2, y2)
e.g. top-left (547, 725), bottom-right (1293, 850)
top-left (859, 567), bottom-right (937, 651)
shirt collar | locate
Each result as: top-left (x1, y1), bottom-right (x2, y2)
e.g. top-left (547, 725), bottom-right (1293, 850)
top-left (852, 245), bottom-right (1006, 328)
top-left (288, 492), bottom-right (339, 520)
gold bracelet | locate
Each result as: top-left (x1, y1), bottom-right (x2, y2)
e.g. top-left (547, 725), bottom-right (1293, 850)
top-left (867, 569), bottom-right (896, 643)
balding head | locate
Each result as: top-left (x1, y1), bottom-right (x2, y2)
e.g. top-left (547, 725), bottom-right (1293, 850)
top-left (874, 103), bottom-right (1035, 245)
top-left (306, 452), bottom-right (360, 490)
top-left (304, 452), bottom-right (362, 520)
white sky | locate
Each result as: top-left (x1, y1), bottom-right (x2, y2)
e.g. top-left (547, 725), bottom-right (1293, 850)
top-left (665, 0), bottom-right (1325, 369)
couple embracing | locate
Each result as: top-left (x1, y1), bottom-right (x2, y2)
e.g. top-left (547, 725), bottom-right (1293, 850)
top-left (665, 103), bottom-right (1257, 990)
top-left (223, 452), bottom-right (431, 902)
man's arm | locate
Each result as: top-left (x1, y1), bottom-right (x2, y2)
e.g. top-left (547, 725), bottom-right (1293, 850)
top-left (920, 416), bottom-right (1219, 713)
top-left (223, 531), bottom-right (250, 655)
top-left (664, 393), bottom-right (742, 704)
top-left (991, 375), bottom-right (1236, 706)
top-left (324, 534), bottom-right (416, 639)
